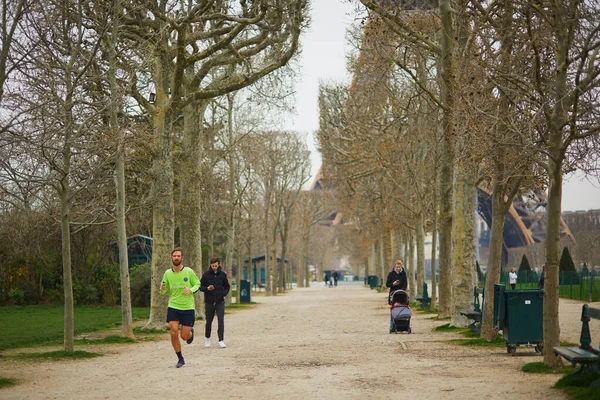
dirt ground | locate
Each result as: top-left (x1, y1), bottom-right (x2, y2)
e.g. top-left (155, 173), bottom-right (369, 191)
top-left (1, 282), bottom-right (599, 400)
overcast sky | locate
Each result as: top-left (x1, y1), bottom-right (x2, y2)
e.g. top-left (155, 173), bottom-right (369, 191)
top-left (285, 0), bottom-right (600, 212)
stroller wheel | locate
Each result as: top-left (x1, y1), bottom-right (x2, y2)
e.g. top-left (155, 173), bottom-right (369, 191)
top-left (407, 327), bottom-right (412, 334)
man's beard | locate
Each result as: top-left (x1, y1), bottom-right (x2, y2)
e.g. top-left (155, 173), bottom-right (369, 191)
top-left (173, 260), bottom-right (182, 266)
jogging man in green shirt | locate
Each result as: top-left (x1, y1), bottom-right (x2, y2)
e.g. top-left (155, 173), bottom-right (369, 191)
top-left (160, 247), bottom-right (200, 368)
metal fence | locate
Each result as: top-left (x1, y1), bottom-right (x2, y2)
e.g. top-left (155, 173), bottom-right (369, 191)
top-left (480, 270), bottom-right (599, 302)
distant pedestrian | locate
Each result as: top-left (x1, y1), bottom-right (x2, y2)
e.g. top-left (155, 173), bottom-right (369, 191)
top-left (386, 260), bottom-right (407, 304)
top-left (509, 267), bottom-right (518, 290)
top-left (200, 257), bottom-right (230, 349)
top-left (332, 271), bottom-right (339, 287)
top-left (160, 247), bottom-right (200, 368)
top-left (538, 265), bottom-right (545, 289)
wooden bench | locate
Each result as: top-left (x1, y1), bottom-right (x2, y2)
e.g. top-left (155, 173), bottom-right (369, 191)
top-left (554, 304), bottom-right (600, 381)
top-left (415, 282), bottom-right (431, 309)
top-left (460, 286), bottom-right (484, 332)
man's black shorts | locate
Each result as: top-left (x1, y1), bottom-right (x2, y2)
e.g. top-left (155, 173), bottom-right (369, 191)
top-left (166, 307), bottom-right (195, 326)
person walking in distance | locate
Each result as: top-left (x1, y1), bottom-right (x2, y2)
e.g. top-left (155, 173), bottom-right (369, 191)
top-left (509, 267), bottom-right (518, 290)
top-left (200, 257), bottom-right (230, 348)
top-left (332, 270), bottom-right (339, 287)
top-left (386, 260), bottom-right (408, 331)
top-left (386, 260), bottom-right (407, 301)
top-left (160, 248), bottom-right (200, 368)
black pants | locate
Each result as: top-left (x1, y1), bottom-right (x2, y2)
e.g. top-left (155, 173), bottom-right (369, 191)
top-left (205, 300), bottom-right (225, 341)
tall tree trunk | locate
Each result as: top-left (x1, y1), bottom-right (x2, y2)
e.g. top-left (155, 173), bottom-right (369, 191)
top-left (544, 148), bottom-right (562, 367)
top-left (109, 2), bottom-right (133, 338)
top-left (297, 228), bottom-right (306, 288)
top-left (247, 216), bottom-right (253, 287)
top-left (60, 173), bottom-right (74, 351)
top-left (408, 232), bottom-right (416, 298)
top-left (224, 215), bottom-right (236, 307)
top-left (61, 82), bottom-right (74, 351)
top-left (437, 0), bottom-right (457, 319)
top-left (280, 224), bottom-right (289, 293)
top-left (375, 239), bottom-right (382, 285)
top-left (180, 100), bottom-right (208, 316)
top-left (181, 101), bottom-right (207, 267)
top-left (264, 187), bottom-right (272, 295)
top-left (304, 227), bottom-right (310, 287)
top-left (416, 214), bottom-right (425, 297)
top-left (450, 157), bottom-right (477, 326)
top-left (146, 91), bottom-right (174, 329)
top-left (370, 242), bottom-right (376, 277)
top-left (380, 233), bottom-right (387, 288)
top-left (234, 211), bottom-right (241, 304)
top-left (270, 245), bottom-right (277, 295)
top-left (543, 46), bottom-right (569, 367)
top-left (225, 93), bottom-right (237, 302)
top-left (114, 150), bottom-right (133, 339)
top-left (430, 190), bottom-right (438, 311)
top-left (481, 0), bottom-right (515, 340)
top-left (390, 229), bottom-right (399, 262)
top-left (481, 177), bottom-right (506, 340)
top-left (208, 221), bottom-right (214, 258)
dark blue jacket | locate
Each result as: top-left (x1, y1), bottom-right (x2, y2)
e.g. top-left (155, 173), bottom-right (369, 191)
top-left (386, 268), bottom-right (407, 294)
top-left (199, 266), bottom-right (230, 303)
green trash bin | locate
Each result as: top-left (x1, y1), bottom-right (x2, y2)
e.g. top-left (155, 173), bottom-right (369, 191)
top-left (368, 275), bottom-right (378, 289)
top-left (240, 280), bottom-right (251, 304)
top-left (502, 289), bottom-right (544, 355)
top-left (493, 284), bottom-right (506, 330)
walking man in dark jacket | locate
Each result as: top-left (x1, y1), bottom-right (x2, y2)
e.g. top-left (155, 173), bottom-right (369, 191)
top-left (386, 260), bottom-right (408, 300)
top-left (199, 257), bottom-right (230, 348)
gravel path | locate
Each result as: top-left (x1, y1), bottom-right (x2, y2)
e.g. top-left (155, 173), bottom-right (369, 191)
top-left (2, 282), bottom-right (598, 399)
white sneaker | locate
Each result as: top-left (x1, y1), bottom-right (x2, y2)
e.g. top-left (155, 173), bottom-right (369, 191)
top-left (204, 338), bottom-right (210, 347)
top-left (218, 341), bottom-right (226, 348)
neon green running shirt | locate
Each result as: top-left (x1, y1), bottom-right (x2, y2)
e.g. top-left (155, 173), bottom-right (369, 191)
top-left (159, 267), bottom-right (200, 310)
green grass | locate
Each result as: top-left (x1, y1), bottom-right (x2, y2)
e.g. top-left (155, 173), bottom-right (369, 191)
top-left (449, 335), bottom-right (505, 347)
top-left (554, 371), bottom-right (600, 400)
top-left (0, 377), bottom-right (17, 388)
top-left (427, 316), bottom-right (451, 321)
top-left (0, 305), bottom-right (149, 350)
top-left (559, 282), bottom-right (600, 302)
top-left (560, 340), bottom-right (579, 347)
top-left (495, 279), bottom-right (600, 301)
top-left (415, 306), bottom-right (438, 315)
top-left (435, 323), bottom-right (465, 332)
top-left (436, 323), bottom-right (504, 347)
top-left (14, 350), bottom-right (102, 360)
top-left (521, 361), bottom-right (574, 374)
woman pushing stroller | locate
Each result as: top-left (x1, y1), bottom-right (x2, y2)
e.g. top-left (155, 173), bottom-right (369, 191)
top-left (386, 260), bottom-right (407, 302)
top-left (386, 260), bottom-right (410, 333)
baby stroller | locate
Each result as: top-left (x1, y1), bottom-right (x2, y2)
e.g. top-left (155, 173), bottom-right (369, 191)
top-left (389, 290), bottom-right (412, 334)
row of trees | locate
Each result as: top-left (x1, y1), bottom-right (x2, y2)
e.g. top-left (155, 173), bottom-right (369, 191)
top-left (317, 0), bottom-right (600, 368)
top-left (0, 0), bottom-right (330, 351)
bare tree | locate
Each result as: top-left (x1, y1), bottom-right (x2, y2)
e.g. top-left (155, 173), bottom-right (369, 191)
top-left (120, 0), bottom-right (307, 327)
top-left (11, 0), bottom-right (110, 350)
top-left (105, 0), bottom-right (134, 338)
